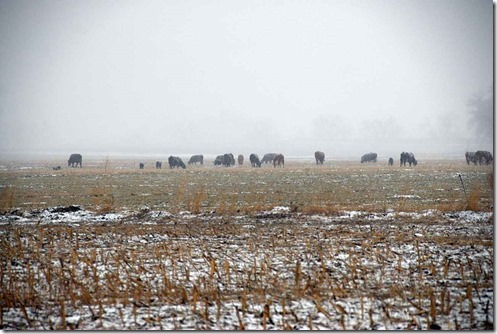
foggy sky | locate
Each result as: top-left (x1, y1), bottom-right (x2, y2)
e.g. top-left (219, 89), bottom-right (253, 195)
top-left (0, 0), bottom-right (493, 158)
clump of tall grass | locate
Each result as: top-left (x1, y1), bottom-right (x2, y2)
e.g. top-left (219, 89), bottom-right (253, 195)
top-left (465, 190), bottom-right (481, 211)
top-left (91, 157), bottom-right (115, 214)
top-left (0, 186), bottom-right (16, 213)
top-left (487, 171), bottom-right (493, 196)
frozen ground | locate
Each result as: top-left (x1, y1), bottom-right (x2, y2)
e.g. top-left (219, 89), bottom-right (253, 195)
top-left (0, 206), bottom-right (493, 330)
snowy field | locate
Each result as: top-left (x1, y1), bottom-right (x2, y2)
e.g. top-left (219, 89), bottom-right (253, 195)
top-left (0, 206), bottom-right (493, 330)
top-left (0, 158), bottom-right (494, 330)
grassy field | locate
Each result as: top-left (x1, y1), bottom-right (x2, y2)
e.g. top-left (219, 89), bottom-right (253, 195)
top-left (0, 157), bottom-right (494, 329)
top-left (0, 157), bottom-right (493, 214)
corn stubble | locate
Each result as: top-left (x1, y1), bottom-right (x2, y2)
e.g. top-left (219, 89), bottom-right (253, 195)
top-left (0, 213), bottom-right (493, 330)
top-left (0, 159), bottom-right (493, 329)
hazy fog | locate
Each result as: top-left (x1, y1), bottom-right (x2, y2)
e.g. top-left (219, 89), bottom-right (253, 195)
top-left (0, 0), bottom-right (493, 159)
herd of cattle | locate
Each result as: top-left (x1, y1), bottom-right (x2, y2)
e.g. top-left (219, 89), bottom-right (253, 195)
top-left (64, 150), bottom-right (493, 169)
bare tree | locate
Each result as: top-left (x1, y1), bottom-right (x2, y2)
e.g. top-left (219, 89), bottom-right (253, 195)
top-left (359, 115), bottom-right (401, 140)
top-left (312, 114), bottom-right (353, 140)
top-left (467, 86), bottom-right (493, 147)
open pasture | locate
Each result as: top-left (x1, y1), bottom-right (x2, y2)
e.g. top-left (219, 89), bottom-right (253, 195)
top-left (0, 157), bottom-right (493, 214)
top-left (0, 157), bottom-right (494, 330)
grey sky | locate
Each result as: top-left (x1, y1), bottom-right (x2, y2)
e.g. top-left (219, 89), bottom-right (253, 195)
top-left (0, 0), bottom-right (493, 158)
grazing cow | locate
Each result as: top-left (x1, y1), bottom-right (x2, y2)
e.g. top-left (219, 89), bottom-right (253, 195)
top-left (68, 153), bottom-right (82, 168)
top-left (475, 150), bottom-right (493, 165)
top-left (168, 156), bottom-right (186, 169)
top-left (273, 154), bottom-right (284, 168)
top-left (261, 153), bottom-right (277, 164)
top-left (223, 153), bottom-right (235, 167)
top-left (214, 155), bottom-right (224, 166)
top-left (188, 155), bottom-right (204, 165)
top-left (53, 166), bottom-right (61, 170)
top-left (139, 163), bottom-right (145, 169)
top-left (388, 158), bottom-right (394, 166)
top-left (315, 151), bottom-right (325, 165)
top-left (249, 153), bottom-right (262, 167)
top-left (156, 161), bottom-right (162, 169)
top-left (465, 152), bottom-right (478, 165)
top-left (361, 152), bottom-right (377, 163)
top-left (400, 152), bottom-right (417, 167)
top-left (238, 154), bottom-right (244, 165)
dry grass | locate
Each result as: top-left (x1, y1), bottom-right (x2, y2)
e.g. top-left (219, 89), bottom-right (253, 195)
top-left (90, 157), bottom-right (115, 214)
top-left (466, 190), bottom-right (481, 211)
top-left (0, 186), bottom-right (16, 213)
top-left (0, 158), bottom-right (492, 214)
top-left (0, 215), bottom-right (493, 330)
top-left (487, 171), bottom-right (494, 198)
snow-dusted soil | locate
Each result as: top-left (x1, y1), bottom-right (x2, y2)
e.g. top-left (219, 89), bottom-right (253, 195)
top-left (0, 206), bottom-right (493, 330)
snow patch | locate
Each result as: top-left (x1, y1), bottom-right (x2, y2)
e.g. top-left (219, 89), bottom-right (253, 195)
top-left (270, 206), bottom-right (290, 213)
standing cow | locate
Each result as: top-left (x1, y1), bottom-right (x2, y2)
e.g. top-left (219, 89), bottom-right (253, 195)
top-left (188, 155), bottom-right (204, 165)
top-left (400, 152), bottom-right (417, 166)
top-left (388, 158), bottom-right (394, 166)
top-left (168, 156), bottom-right (186, 169)
top-left (361, 153), bottom-right (377, 163)
top-left (156, 161), bottom-right (162, 169)
top-left (139, 163), bottom-right (145, 169)
top-left (223, 153), bottom-right (235, 167)
top-left (273, 154), bottom-right (284, 168)
top-left (261, 153), bottom-right (277, 164)
top-left (249, 153), bottom-right (262, 167)
top-left (68, 153), bottom-right (82, 168)
top-left (475, 150), bottom-right (493, 165)
top-left (465, 152), bottom-right (478, 165)
top-left (315, 151), bottom-right (325, 165)
top-left (238, 154), bottom-right (244, 165)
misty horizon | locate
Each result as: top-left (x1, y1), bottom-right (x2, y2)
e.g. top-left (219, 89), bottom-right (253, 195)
top-left (0, 0), bottom-right (493, 159)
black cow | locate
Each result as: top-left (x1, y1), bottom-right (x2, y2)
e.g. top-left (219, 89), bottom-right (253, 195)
top-left (465, 152), bottom-right (478, 165)
top-left (139, 163), bottom-right (145, 169)
top-left (261, 153), bottom-right (277, 164)
top-left (361, 152), bottom-right (377, 163)
top-left (273, 154), bottom-right (284, 168)
top-left (156, 161), bottom-right (162, 169)
top-left (53, 166), bottom-right (62, 170)
top-left (68, 153), bottom-right (82, 168)
top-left (388, 158), bottom-right (394, 166)
top-left (400, 152), bottom-right (417, 167)
top-left (315, 151), bottom-right (325, 165)
top-left (475, 150), bottom-right (493, 165)
top-left (214, 155), bottom-right (224, 166)
top-left (223, 153), bottom-right (235, 167)
top-left (238, 154), bottom-right (244, 165)
top-left (249, 153), bottom-right (261, 167)
top-left (188, 155), bottom-right (204, 165)
top-left (168, 156), bottom-right (186, 169)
